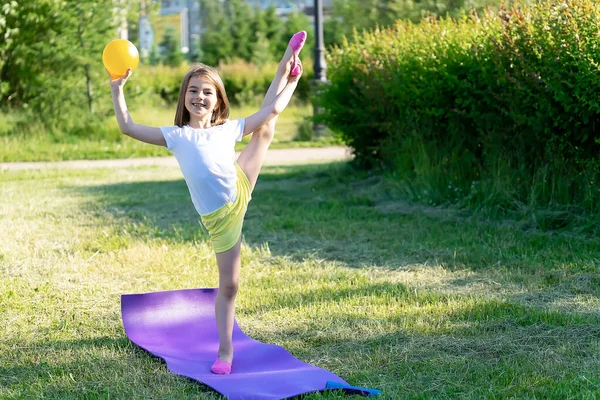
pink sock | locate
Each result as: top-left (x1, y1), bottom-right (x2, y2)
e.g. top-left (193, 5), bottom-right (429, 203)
top-left (211, 357), bottom-right (232, 375)
top-left (288, 31), bottom-right (307, 76)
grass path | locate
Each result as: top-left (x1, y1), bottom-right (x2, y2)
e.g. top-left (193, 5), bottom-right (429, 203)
top-left (1, 162), bottom-right (599, 398)
top-left (0, 146), bottom-right (352, 171)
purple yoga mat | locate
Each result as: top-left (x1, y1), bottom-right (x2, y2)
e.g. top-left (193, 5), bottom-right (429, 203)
top-left (121, 288), bottom-right (350, 400)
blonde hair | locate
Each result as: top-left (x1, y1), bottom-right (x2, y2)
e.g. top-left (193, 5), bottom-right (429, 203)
top-left (174, 63), bottom-right (230, 127)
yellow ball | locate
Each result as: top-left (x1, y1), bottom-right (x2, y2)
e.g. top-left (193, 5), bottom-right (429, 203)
top-left (102, 39), bottom-right (140, 79)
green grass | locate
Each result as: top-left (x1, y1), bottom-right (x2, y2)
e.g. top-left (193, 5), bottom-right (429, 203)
top-left (1, 161), bottom-right (599, 399)
top-left (0, 104), bottom-right (339, 162)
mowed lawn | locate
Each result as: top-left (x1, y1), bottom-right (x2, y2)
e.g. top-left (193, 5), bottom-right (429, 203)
top-left (0, 104), bottom-right (331, 163)
top-left (1, 161), bottom-right (599, 399)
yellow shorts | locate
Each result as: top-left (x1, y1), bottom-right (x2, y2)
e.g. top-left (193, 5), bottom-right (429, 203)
top-left (200, 163), bottom-right (252, 253)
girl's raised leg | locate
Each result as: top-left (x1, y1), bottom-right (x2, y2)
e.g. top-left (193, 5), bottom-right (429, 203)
top-left (237, 31), bottom-right (306, 191)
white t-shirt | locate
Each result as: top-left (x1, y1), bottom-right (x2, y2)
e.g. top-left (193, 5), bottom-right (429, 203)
top-left (160, 119), bottom-right (245, 215)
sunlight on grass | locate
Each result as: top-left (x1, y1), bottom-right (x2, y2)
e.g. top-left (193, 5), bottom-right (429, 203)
top-left (1, 164), bottom-right (599, 398)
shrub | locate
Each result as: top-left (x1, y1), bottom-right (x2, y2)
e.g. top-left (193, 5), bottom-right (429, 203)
top-left (320, 0), bottom-right (600, 217)
top-left (132, 59), bottom-right (313, 107)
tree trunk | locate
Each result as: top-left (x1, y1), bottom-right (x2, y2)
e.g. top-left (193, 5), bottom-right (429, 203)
top-left (77, 6), bottom-right (94, 114)
top-left (115, 0), bottom-right (128, 39)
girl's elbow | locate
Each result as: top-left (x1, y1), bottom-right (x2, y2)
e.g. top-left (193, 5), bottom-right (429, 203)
top-left (119, 124), bottom-right (133, 136)
top-left (273, 105), bottom-right (284, 115)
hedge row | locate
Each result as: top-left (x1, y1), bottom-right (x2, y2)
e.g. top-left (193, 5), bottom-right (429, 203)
top-left (320, 0), bottom-right (600, 213)
top-left (129, 58), bottom-right (313, 109)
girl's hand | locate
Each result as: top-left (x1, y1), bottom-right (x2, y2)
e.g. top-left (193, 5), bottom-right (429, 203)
top-left (109, 68), bottom-right (132, 89)
top-left (288, 60), bottom-right (303, 83)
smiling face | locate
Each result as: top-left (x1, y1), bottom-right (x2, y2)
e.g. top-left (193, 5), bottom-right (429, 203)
top-left (184, 76), bottom-right (219, 126)
top-left (174, 64), bottom-right (230, 128)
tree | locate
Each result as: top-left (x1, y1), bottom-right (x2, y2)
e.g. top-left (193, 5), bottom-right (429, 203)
top-left (276, 11), bottom-right (314, 57)
top-left (252, 32), bottom-right (274, 66)
top-left (159, 26), bottom-right (183, 67)
top-left (260, 6), bottom-right (283, 57)
top-left (148, 44), bottom-right (162, 66)
top-left (250, 7), bottom-right (277, 66)
top-left (0, 0), bottom-right (115, 118)
top-left (324, 16), bottom-right (346, 48)
top-left (225, 0), bottom-right (255, 61)
top-left (199, 0), bottom-right (234, 65)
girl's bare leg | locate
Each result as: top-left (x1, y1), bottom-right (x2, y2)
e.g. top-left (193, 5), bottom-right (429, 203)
top-left (213, 238), bottom-right (242, 369)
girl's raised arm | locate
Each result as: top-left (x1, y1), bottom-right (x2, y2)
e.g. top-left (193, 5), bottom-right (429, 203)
top-left (110, 69), bottom-right (167, 147)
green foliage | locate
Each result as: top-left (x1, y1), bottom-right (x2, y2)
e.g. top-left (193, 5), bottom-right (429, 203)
top-left (130, 60), bottom-right (313, 107)
top-left (0, 0), bottom-right (115, 118)
top-left (197, 1), bottom-right (313, 68)
top-left (294, 117), bottom-right (314, 141)
top-left (148, 44), bottom-right (162, 66)
top-left (226, 0), bottom-right (255, 61)
top-left (320, 0), bottom-right (600, 215)
top-left (197, 0), bottom-right (235, 66)
top-left (324, 0), bottom-right (512, 47)
top-left (0, 1), bottom-right (313, 141)
top-left (122, 64), bottom-right (189, 108)
top-left (159, 26), bottom-right (183, 67)
top-left (274, 11), bottom-right (315, 57)
top-left (261, 6), bottom-right (284, 56)
top-left (252, 32), bottom-right (276, 66)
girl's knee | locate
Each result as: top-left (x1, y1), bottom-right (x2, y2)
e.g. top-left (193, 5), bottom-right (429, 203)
top-left (254, 125), bottom-right (275, 141)
top-left (219, 281), bottom-right (239, 299)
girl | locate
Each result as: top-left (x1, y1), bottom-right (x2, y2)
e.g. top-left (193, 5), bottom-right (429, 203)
top-left (109, 31), bottom-right (307, 375)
